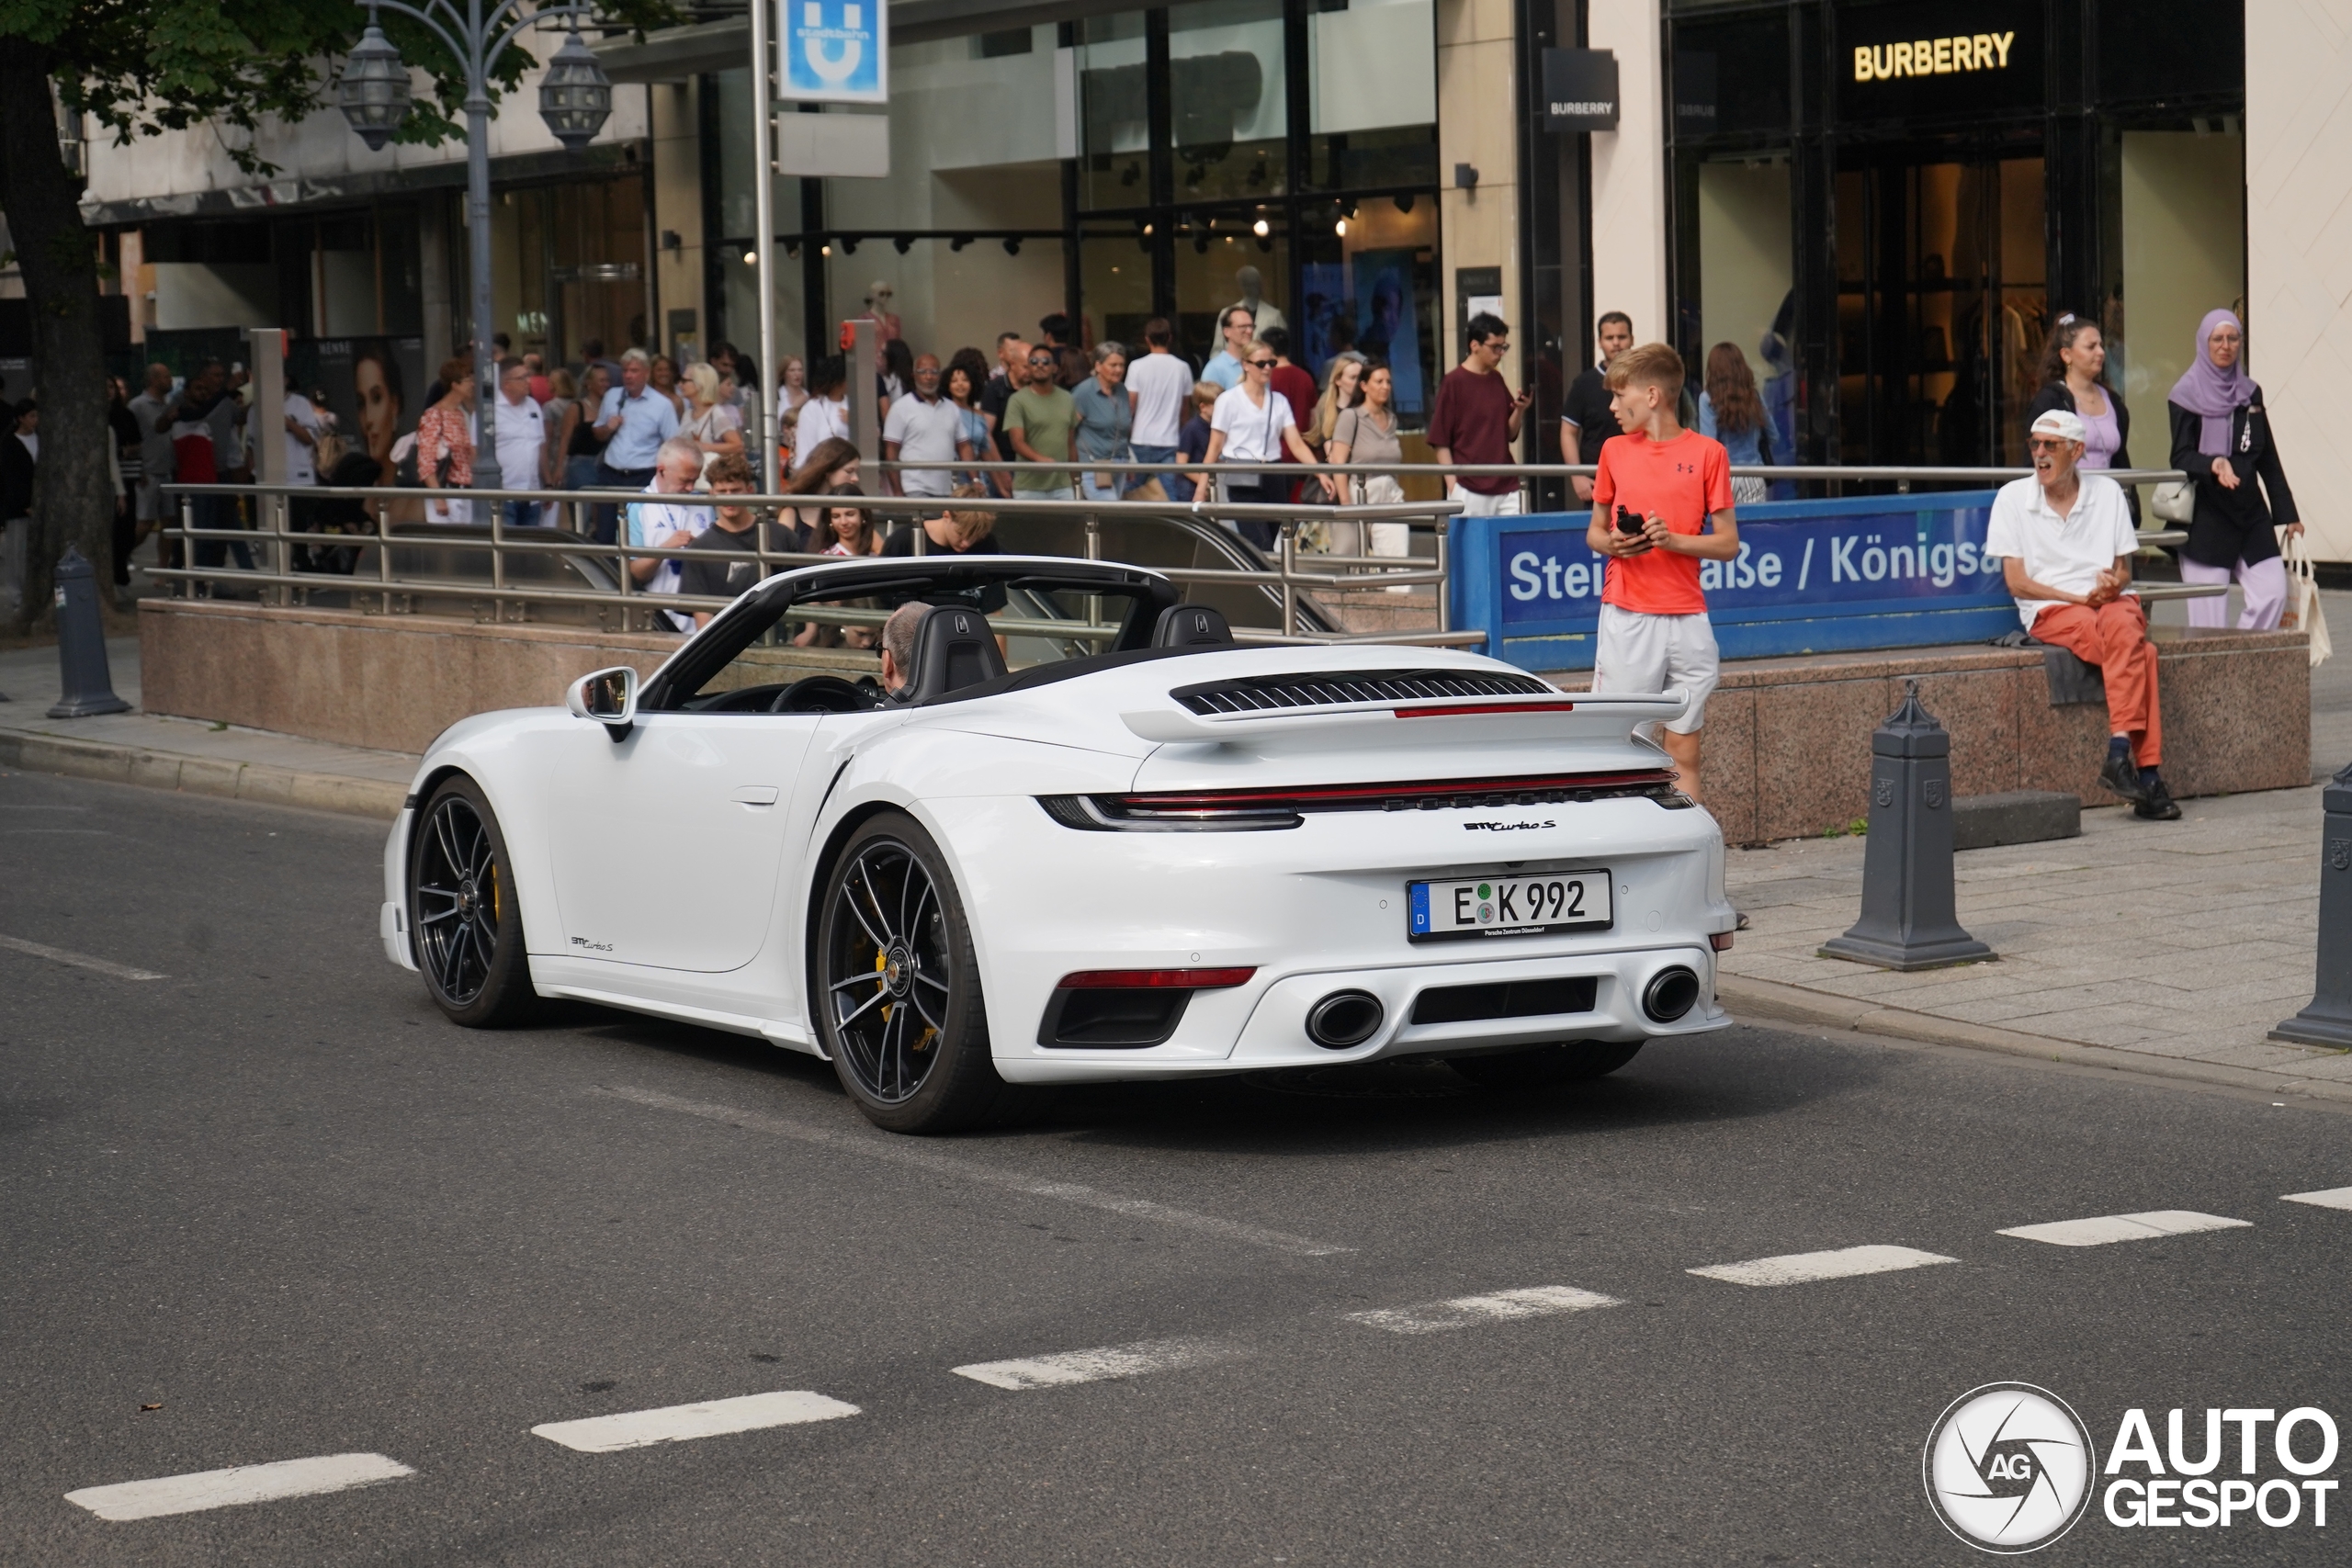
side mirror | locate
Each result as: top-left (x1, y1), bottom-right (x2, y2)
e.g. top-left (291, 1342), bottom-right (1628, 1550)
top-left (566, 665), bottom-right (638, 739)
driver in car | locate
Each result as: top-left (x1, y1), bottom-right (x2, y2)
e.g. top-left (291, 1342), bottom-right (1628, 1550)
top-left (878, 602), bottom-right (928, 697)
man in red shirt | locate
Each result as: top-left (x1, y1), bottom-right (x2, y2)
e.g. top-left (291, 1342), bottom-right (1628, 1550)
top-left (1428, 312), bottom-right (1533, 514)
top-left (1259, 327), bottom-right (1319, 502)
top-left (1584, 343), bottom-right (1739, 801)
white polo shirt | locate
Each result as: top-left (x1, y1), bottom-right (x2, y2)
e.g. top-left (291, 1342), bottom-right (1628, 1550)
top-left (881, 392), bottom-right (965, 497)
top-left (1982, 471), bottom-right (2139, 629)
top-left (1126, 349), bottom-right (1194, 447)
top-left (492, 391), bottom-right (545, 491)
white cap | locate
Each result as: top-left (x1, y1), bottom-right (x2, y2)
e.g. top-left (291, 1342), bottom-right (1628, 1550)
top-left (2029, 409), bottom-right (2087, 445)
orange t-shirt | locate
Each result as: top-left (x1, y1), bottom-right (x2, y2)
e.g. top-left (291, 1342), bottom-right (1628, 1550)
top-left (1591, 428), bottom-right (1734, 616)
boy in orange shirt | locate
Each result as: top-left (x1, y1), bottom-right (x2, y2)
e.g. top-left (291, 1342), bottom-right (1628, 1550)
top-left (1584, 343), bottom-right (1741, 801)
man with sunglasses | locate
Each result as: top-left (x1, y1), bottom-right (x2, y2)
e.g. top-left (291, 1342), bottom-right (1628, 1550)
top-left (1003, 344), bottom-right (1080, 500)
top-left (1984, 408), bottom-right (2178, 819)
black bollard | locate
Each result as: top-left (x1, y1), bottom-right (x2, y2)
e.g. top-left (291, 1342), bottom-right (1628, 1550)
top-left (47, 546), bottom-right (131, 718)
top-left (2270, 761), bottom-right (2352, 1048)
top-left (1820, 680), bottom-right (1994, 971)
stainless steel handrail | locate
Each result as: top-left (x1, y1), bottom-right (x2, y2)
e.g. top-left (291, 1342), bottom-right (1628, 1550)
top-left (154, 482), bottom-right (1476, 647)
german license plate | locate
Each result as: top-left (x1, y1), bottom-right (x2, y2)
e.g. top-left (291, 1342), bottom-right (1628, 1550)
top-left (1408, 870), bottom-right (1612, 942)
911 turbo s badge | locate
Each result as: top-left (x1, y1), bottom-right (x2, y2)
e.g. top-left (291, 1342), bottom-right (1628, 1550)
top-left (1464, 820), bottom-right (1557, 831)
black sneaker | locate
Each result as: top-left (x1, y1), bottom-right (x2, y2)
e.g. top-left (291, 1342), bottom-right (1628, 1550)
top-left (2135, 776), bottom-right (2182, 820)
top-left (2098, 745), bottom-right (2150, 804)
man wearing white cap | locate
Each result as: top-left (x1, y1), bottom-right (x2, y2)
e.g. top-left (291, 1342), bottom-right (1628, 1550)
top-left (1983, 407), bottom-right (2177, 819)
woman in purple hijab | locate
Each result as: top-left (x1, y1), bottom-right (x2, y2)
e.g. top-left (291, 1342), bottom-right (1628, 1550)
top-left (2166, 308), bottom-right (2301, 629)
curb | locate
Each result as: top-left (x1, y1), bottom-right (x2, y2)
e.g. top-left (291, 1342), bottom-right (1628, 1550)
top-left (0, 727), bottom-right (408, 820)
top-left (1716, 974), bottom-right (2352, 1106)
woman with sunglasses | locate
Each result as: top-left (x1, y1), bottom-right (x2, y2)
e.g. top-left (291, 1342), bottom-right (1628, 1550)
top-left (1193, 338), bottom-right (1331, 549)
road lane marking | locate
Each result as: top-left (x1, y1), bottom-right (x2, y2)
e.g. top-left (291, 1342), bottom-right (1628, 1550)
top-left (1688, 1244), bottom-right (1958, 1287)
top-left (64, 1453), bottom-right (413, 1521)
top-left (599, 1085), bottom-right (1351, 1258)
top-left (1346, 1285), bottom-right (1623, 1335)
top-left (1996, 1210), bottom-right (2252, 1247)
top-left (954, 1337), bottom-right (1246, 1391)
top-left (531, 1391), bottom-right (858, 1452)
top-left (0, 933), bottom-right (164, 981)
top-left (2282, 1187), bottom-right (2352, 1212)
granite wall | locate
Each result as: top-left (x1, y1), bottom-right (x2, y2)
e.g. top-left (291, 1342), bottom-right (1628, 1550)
top-left (138, 602), bottom-right (863, 756)
top-left (1548, 627), bottom-right (2311, 844)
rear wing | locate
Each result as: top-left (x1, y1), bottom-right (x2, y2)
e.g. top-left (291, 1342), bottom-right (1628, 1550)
top-left (1120, 690), bottom-right (1690, 746)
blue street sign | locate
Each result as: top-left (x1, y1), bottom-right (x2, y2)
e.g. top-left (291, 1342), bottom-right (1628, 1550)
top-left (1450, 491), bottom-right (2024, 670)
top-left (778, 0), bottom-right (888, 105)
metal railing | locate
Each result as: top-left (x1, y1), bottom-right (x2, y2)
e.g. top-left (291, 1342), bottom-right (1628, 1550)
top-left (154, 480), bottom-right (1477, 646)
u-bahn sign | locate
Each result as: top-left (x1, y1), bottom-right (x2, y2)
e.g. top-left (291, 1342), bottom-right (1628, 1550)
top-left (778, 0), bottom-right (888, 105)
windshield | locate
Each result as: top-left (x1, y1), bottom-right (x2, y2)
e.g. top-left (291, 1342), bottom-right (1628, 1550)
top-left (654, 570), bottom-right (1169, 712)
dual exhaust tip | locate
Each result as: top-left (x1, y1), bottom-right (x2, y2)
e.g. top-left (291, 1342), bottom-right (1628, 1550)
top-left (1306, 964), bottom-right (1701, 1050)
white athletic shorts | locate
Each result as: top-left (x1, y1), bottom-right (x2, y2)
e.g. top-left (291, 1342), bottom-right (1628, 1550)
top-left (1591, 603), bottom-right (1720, 735)
top-left (1452, 488), bottom-right (1525, 516)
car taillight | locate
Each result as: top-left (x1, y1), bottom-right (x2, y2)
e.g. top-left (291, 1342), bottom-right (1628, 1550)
top-left (1038, 770), bottom-right (1678, 831)
top-left (1057, 967), bottom-right (1256, 989)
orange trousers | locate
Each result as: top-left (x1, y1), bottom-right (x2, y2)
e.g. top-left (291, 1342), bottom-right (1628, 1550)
top-left (2033, 597), bottom-right (2162, 766)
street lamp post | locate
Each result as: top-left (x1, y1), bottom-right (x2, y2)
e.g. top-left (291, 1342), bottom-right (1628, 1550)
top-left (336, 0), bottom-right (612, 493)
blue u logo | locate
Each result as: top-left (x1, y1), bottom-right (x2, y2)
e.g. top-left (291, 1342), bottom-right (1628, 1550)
top-left (790, 1), bottom-right (879, 95)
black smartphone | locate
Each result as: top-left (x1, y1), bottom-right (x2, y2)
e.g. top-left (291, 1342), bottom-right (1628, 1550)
top-left (1614, 504), bottom-right (1645, 535)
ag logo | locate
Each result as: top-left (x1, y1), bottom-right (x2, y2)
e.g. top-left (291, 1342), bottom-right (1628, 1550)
top-left (1924, 779), bottom-right (1946, 809)
top-left (1875, 778), bottom-right (1895, 808)
top-left (1923, 1383), bottom-right (2096, 1553)
top-left (2331, 837), bottom-right (2349, 873)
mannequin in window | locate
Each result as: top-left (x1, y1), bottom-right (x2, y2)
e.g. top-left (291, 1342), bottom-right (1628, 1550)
top-left (1227, 265), bottom-right (1285, 339)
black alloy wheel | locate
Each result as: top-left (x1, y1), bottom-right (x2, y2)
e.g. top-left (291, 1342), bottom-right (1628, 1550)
top-left (1447, 1040), bottom-right (1643, 1089)
top-left (411, 777), bottom-right (537, 1026)
top-left (816, 813), bottom-right (1010, 1133)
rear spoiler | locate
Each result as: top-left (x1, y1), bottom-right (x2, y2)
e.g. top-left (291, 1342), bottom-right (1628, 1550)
top-left (1121, 690), bottom-right (1690, 745)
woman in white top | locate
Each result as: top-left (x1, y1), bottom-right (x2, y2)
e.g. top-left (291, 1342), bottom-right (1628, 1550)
top-left (680, 362), bottom-right (744, 475)
top-left (1193, 338), bottom-right (1329, 550)
top-left (793, 355), bottom-right (851, 473)
top-left (777, 356), bottom-right (809, 421)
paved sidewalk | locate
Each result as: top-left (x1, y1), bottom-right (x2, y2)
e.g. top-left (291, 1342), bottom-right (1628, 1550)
top-left (0, 638), bottom-right (415, 818)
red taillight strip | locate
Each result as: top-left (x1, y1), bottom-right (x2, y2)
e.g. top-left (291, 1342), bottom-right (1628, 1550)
top-left (1392, 700), bottom-right (1576, 718)
top-left (1057, 967), bottom-right (1257, 990)
top-left (1114, 770), bottom-right (1676, 810)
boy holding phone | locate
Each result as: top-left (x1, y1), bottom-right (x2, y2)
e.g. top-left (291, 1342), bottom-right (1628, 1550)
top-left (1584, 343), bottom-right (1740, 802)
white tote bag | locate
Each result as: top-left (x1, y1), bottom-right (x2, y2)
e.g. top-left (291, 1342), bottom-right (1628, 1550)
top-left (2286, 529), bottom-right (2332, 667)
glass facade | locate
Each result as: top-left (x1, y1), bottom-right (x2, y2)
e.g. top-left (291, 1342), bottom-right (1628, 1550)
top-left (707, 1), bottom-right (1441, 423)
top-left (1653, 0), bottom-right (2245, 469)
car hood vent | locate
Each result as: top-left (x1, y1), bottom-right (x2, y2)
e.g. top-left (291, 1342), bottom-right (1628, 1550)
top-left (1170, 668), bottom-right (1555, 716)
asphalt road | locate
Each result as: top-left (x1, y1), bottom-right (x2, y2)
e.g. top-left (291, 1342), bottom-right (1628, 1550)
top-left (5, 765), bottom-right (2349, 1566)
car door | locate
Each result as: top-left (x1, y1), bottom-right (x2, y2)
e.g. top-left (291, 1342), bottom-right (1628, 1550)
top-left (544, 710), bottom-right (819, 973)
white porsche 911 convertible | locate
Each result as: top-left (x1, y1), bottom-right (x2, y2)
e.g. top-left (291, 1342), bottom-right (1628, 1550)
top-left (381, 556), bottom-right (1733, 1132)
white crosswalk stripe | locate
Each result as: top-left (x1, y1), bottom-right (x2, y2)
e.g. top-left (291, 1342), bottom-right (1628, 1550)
top-left (1688, 1244), bottom-right (1957, 1287)
top-left (1346, 1285), bottom-right (1623, 1335)
top-left (2281, 1187), bottom-right (2352, 1213)
top-left (531, 1391), bottom-right (859, 1453)
top-left (954, 1337), bottom-right (1246, 1391)
top-left (64, 1453), bottom-right (413, 1521)
top-left (1996, 1210), bottom-right (2251, 1247)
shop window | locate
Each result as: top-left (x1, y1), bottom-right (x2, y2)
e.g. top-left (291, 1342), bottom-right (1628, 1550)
top-left (1692, 158), bottom-right (1793, 435)
top-left (2098, 0), bottom-right (2245, 107)
top-left (1296, 195), bottom-right (1437, 423)
top-left (2118, 130), bottom-right (2244, 408)
top-left (1170, 0), bottom-right (1287, 201)
top-left (1306, 0), bottom-right (1437, 190)
top-left (1668, 12), bottom-right (1789, 143)
top-left (1079, 11), bottom-right (1150, 213)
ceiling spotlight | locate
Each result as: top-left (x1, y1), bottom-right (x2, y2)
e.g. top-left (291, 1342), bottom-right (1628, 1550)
top-left (820, 243), bottom-right (831, 257)
top-left (1193, 233), bottom-right (1209, 254)
top-left (1395, 194), bottom-right (1414, 214)
top-left (949, 234), bottom-right (972, 252)
top-left (841, 236), bottom-right (859, 254)
top-left (1252, 219), bottom-right (1270, 237)
top-left (742, 250), bottom-right (757, 265)
top-left (1255, 235), bottom-right (1272, 253)
top-left (1003, 237), bottom-right (1022, 255)
top-left (893, 236), bottom-right (913, 254)
top-left (1142, 222), bottom-right (1153, 236)
top-left (785, 240), bottom-right (799, 258)
top-left (1334, 219), bottom-right (1348, 237)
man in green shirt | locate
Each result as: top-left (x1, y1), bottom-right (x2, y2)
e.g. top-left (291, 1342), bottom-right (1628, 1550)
top-left (1003, 345), bottom-right (1079, 498)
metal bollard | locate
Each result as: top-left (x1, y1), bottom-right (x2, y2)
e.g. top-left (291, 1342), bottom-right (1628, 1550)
top-left (47, 546), bottom-right (131, 717)
top-left (1820, 681), bottom-right (1994, 971)
top-left (2270, 760), bottom-right (2352, 1047)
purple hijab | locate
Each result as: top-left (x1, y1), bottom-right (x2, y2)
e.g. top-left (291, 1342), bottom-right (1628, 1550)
top-left (2168, 307), bottom-right (2250, 456)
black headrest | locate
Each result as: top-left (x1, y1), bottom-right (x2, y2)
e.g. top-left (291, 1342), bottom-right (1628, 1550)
top-left (905, 604), bottom-right (1008, 703)
top-left (1152, 603), bottom-right (1235, 649)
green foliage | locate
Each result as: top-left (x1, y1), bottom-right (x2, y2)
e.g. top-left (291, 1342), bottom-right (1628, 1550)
top-left (1, 0), bottom-right (675, 175)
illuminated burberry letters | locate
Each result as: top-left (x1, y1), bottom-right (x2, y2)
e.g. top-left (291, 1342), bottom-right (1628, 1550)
top-left (1852, 32), bottom-right (2016, 81)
